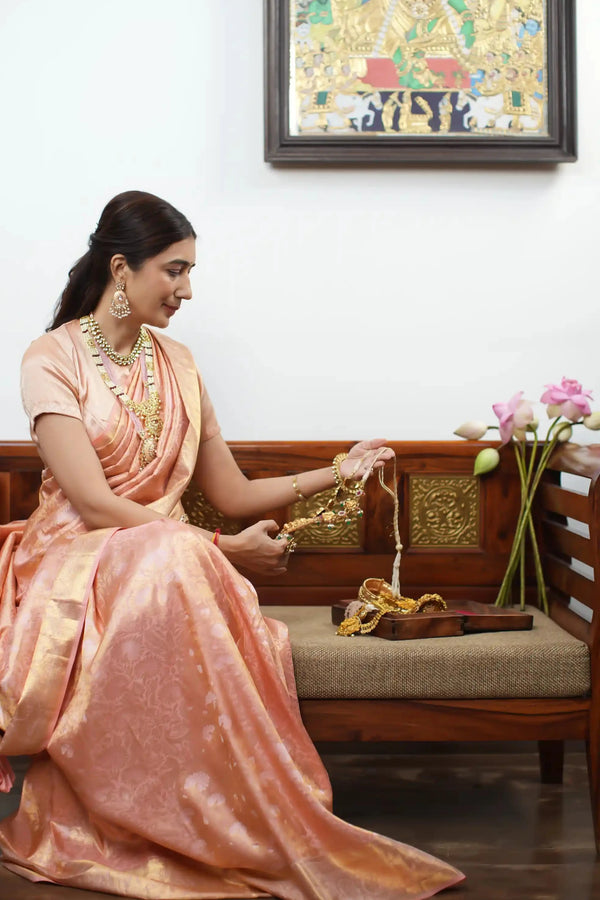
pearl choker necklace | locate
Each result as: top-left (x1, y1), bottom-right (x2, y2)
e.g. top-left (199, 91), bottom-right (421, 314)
top-left (87, 312), bottom-right (145, 366)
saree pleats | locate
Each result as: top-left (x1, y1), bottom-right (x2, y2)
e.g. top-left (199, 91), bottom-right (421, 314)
top-left (0, 323), bottom-right (464, 898)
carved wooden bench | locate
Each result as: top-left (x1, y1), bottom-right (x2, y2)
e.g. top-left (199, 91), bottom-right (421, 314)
top-left (1, 440), bottom-right (598, 851)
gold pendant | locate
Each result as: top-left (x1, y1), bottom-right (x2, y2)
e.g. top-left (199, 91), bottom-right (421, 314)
top-left (140, 436), bottom-right (158, 469)
top-left (145, 412), bottom-right (163, 439)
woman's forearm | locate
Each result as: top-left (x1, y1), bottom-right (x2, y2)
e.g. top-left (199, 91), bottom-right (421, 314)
top-left (79, 493), bottom-right (165, 530)
top-left (215, 441), bottom-right (392, 519)
top-left (79, 492), bottom-right (213, 540)
top-left (228, 466), bottom-right (336, 518)
top-left (194, 436), bottom-right (340, 520)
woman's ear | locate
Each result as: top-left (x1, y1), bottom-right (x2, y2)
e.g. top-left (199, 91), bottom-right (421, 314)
top-left (109, 253), bottom-right (128, 283)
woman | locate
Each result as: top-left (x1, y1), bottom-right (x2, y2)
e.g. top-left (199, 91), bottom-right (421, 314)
top-left (0, 192), bottom-right (464, 898)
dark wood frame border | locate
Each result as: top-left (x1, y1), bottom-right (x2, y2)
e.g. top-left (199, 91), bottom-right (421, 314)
top-left (264, 0), bottom-right (577, 164)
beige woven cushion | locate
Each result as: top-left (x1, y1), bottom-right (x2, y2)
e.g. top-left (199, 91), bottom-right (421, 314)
top-left (262, 605), bottom-right (591, 700)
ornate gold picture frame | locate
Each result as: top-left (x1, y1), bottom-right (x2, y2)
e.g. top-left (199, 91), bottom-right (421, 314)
top-left (264, 0), bottom-right (576, 163)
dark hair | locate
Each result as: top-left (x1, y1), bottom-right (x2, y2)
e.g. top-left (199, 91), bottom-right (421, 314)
top-left (49, 190), bottom-right (196, 330)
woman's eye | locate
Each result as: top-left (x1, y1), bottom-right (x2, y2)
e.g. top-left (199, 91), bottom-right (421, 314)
top-left (167, 269), bottom-right (182, 278)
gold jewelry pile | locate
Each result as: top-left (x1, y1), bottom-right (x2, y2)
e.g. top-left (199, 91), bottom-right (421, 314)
top-left (337, 577), bottom-right (446, 637)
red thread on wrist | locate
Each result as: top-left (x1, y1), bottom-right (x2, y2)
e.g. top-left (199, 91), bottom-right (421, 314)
top-left (212, 528), bottom-right (221, 546)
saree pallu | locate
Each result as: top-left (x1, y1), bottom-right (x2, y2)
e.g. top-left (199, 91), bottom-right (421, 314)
top-left (0, 321), bottom-right (464, 899)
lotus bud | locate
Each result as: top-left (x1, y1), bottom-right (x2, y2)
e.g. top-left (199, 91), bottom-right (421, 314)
top-left (454, 420), bottom-right (488, 440)
top-left (473, 447), bottom-right (500, 476)
top-left (546, 404), bottom-right (562, 418)
top-left (584, 411), bottom-right (600, 431)
top-left (556, 423), bottom-right (572, 442)
top-left (526, 418), bottom-right (539, 432)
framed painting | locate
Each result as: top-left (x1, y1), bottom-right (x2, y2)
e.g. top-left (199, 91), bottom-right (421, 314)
top-left (264, 0), bottom-right (576, 163)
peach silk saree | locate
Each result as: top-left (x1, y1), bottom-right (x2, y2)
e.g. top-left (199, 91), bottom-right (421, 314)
top-left (0, 320), bottom-right (464, 899)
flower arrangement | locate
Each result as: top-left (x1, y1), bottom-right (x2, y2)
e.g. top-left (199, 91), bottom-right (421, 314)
top-left (454, 378), bottom-right (600, 613)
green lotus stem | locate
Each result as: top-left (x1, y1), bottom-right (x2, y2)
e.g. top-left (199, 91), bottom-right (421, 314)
top-left (515, 441), bottom-right (527, 610)
top-left (526, 511), bottom-right (548, 614)
top-left (526, 430), bottom-right (538, 490)
top-left (495, 421), bottom-right (572, 609)
top-left (513, 431), bottom-right (548, 612)
top-left (519, 532), bottom-right (526, 608)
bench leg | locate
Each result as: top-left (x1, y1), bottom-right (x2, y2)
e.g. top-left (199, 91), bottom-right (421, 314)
top-left (538, 740), bottom-right (564, 784)
top-left (587, 733), bottom-right (600, 855)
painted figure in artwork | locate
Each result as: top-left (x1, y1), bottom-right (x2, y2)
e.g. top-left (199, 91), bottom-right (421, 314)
top-left (291, 0), bottom-right (548, 138)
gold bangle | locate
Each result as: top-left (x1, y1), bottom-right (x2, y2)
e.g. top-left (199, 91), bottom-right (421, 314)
top-left (292, 475), bottom-right (306, 502)
top-left (332, 452), bottom-right (348, 488)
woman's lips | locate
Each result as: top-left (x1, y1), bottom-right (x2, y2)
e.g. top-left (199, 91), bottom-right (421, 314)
top-left (163, 304), bottom-right (179, 317)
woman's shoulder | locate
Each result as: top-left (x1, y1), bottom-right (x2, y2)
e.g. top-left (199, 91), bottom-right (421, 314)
top-left (22, 321), bottom-right (80, 370)
top-left (149, 328), bottom-right (195, 363)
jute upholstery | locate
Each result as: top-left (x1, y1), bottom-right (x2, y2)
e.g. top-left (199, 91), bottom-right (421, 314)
top-left (265, 605), bottom-right (591, 701)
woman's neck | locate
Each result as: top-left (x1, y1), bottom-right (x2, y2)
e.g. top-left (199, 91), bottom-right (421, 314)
top-left (92, 297), bottom-right (142, 356)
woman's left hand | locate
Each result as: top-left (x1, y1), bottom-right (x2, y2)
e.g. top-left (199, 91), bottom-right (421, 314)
top-left (340, 439), bottom-right (394, 481)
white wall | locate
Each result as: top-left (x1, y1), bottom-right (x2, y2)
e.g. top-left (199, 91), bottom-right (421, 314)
top-left (0, 0), bottom-right (597, 443)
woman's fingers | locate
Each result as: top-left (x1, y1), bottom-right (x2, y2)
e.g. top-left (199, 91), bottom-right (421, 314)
top-left (341, 442), bottom-right (395, 481)
top-left (262, 519), bottom-right (280, 535)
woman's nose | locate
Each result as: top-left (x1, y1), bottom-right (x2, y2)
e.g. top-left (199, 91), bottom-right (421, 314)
top-left (178, 275), bottom-right (193, 300)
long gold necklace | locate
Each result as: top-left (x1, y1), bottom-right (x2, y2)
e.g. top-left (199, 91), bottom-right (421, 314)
top-left (80, 315), bottom-right (164, 470)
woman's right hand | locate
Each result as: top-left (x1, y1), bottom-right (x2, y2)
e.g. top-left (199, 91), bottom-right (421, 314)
top-left (218, 520), bottom-right (290, 575)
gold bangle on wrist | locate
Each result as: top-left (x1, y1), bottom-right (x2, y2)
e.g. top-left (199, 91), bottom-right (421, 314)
top-left (292, 475), bottom-right (306, 502)
top-left (332, 452), bottom-right (349, 488)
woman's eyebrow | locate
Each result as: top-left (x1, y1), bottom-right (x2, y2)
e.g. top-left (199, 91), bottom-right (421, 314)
top-left (166, 258), bottom-right (195, 268)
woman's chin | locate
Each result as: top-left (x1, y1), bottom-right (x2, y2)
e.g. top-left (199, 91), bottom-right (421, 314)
top-left (145, 312), bottom-right (172, 329)
top-left (160, 305), bottom-right (179, 325)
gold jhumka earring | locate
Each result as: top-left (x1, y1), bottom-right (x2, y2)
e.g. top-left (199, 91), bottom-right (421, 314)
top-left (109, 281), bottom-right (131, 319)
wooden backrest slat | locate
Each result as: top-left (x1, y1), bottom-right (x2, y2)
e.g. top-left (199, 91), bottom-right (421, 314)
top-left (546, 443), bottom-right (600, 481)
top-left (545, 446), bottom-right (600, 632)
top-left (544, 555), bottom-right (595, 610)
top-left (542, 519), bottom-right (594, 567)
top-left (539, 482), bottom-right (590, 522)
top-left (548, 595), bottom-right (592, 645)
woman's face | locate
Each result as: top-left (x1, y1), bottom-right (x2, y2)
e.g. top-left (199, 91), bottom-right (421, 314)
top-left (122, 236), bottom-right (196, 329)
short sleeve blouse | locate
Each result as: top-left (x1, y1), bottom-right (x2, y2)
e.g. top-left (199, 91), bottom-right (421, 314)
top-left (21, 332), bottom-right (82, 443)
top-left (199, 379), bottom-right (220, 443)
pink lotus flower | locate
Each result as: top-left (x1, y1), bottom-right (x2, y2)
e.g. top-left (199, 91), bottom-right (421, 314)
top-left (492, 391), bottom-right (535, 445)
top-left (540, 378), bottom-right (593, 422)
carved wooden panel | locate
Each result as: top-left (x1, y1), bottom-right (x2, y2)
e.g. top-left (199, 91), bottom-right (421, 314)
top-left (288, 488), bottom-right (361, 548)
top-left (409, 475), bottom-right (479, 548)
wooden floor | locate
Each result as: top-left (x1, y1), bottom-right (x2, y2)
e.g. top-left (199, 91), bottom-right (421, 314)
top-left (0, 743), bottom-right (598, 900)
